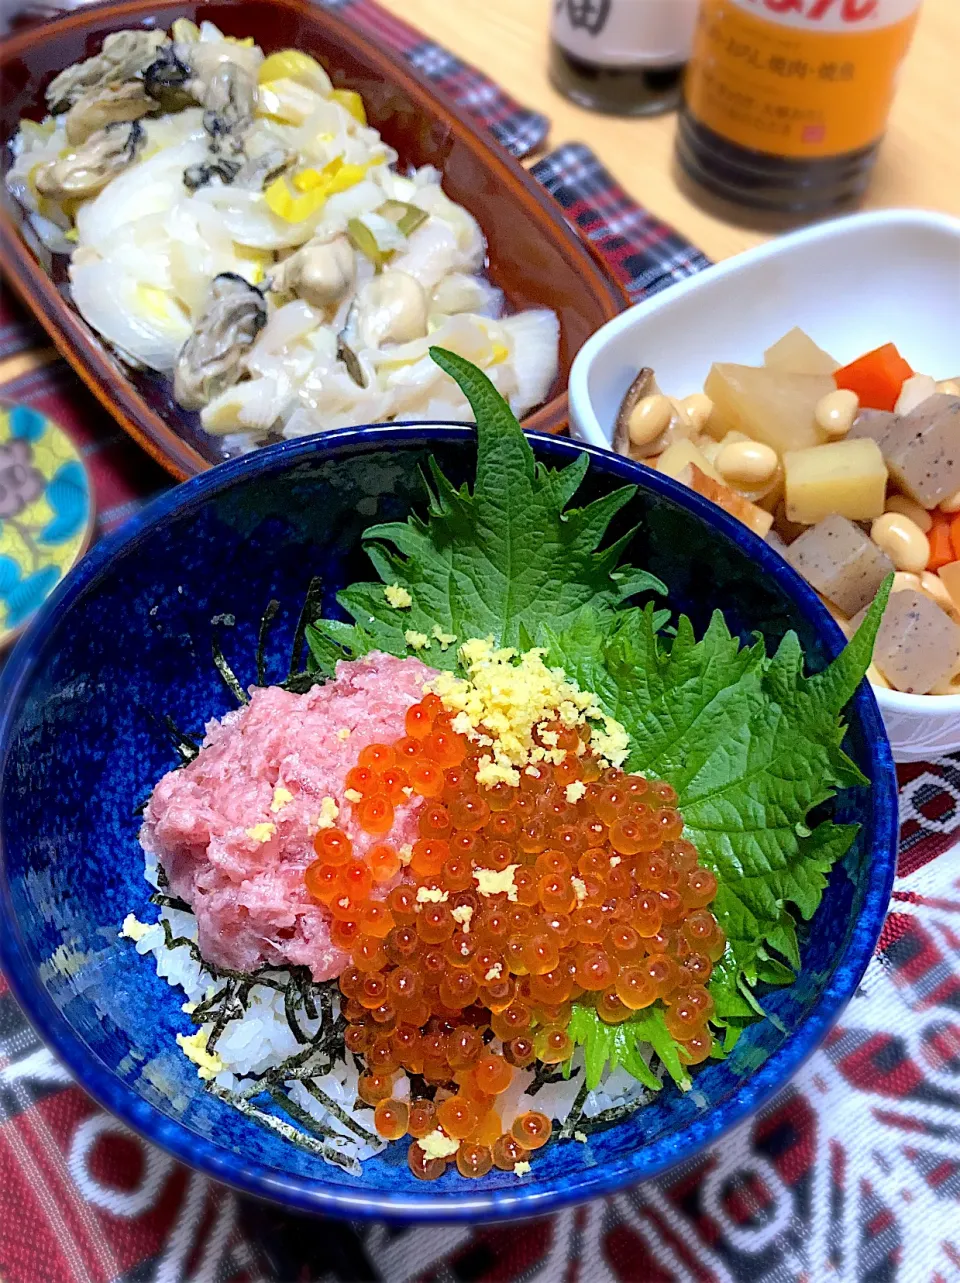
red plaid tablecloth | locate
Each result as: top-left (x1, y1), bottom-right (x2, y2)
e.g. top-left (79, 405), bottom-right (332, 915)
top-left (1, 2), bottom-right (958, 1279)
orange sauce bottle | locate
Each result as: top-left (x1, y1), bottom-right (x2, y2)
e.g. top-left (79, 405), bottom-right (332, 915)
top-left (676, 0), bottom-right (923, 219)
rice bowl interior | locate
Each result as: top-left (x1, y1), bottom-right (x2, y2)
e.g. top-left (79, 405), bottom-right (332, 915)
top-left (0, 417), bottom-right (897, 1219)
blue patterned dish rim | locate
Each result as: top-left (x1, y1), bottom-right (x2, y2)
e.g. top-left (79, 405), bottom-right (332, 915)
top-left (0, 423), bottom-right (898, 1222)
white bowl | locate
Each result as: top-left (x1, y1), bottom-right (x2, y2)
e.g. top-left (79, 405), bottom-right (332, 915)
top-left (569, 209), bottom-right (960, 763)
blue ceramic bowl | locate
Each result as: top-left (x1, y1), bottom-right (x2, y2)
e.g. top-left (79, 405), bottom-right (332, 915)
top-left (0, 424), bottom-right (897, 1222)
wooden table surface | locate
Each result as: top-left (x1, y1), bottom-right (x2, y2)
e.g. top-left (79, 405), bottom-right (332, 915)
top-left (380, 0), bottom-right (958, 263)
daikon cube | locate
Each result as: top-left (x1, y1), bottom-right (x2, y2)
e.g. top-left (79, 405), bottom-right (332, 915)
top-left (656, 439), bottom-right (724, 484)
top-left (703, 363), bottom-right (833, 451)
top-left (763, 327), bottom-right (839, 376)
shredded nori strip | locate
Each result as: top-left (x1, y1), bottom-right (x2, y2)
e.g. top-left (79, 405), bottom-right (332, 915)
top-left (205, 979), bottom-right (241, 1053)
top-left (190, 984), bottom-right (232, 1025)
top-left (211, 631), bottom-right (248, 705)
top-left (140, 708), bottom-right (200, 765)
top-left (404, 1072), bottom-right (438, 1103)
top-left (163, 714), bottom-right (200, 763)
top-left (213, 1086), bottom-right (364, 1174)
top-left (210, 1081), bottom-right (370, 1175)
top-left (321, 1145), bottom-right (363, 1176)
top-left (268, 1086), bottom-right (340, 1140)
top-left (256, 599), bottom-right (280, 688)
top-left (287, 576), bottom-right (324, 686)
top-left (283, 670), bottom-right (317, 695)
top-left (155, 919), bottom-right (328, 999)
top-left (237, 978), bottom-right (254, 1009)
top-left (574, 1099), bottom-right (648, 1133)
top-left (323, 1013), bottom-right (348, 1065)
top-left (132, 713), bottom-right (201, 814)
top-left (526, 1062), bottom-right (573, 1097)
top-left (192, 966), bottom-right (335, 1055)
top-left (317, 984), bottom-right (334, 1032)
top-left (260, 1054), bottom-right (338, 1087)
top-left (157, 919), bottom-right (296, 993)
top-left (558, 1078), bottom-right (590, 1140)
top-left (159, 918), bottom-right (206, 965)
top-left (149, 891), bottom-right (192, 912)
top-left (284, 982), bottom-right (310, 1045)
top-left (298, 1080), bottom-right (380, 1145)
top-left (299, 972), bottom-right (318, 1022)
top-left (208, 1085), bottom-right (334, 1156)
top-left (239, 1044), bottom-right (334, 1094)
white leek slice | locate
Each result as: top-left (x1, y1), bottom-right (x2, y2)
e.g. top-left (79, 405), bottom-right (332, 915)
top-left (387, 220), bottom-right (460, 291)
top-left (75, 141), bottom-right (206, 254)
top-left (69, 258), bottom-right (192, 372)
top-left (431, 274), bottom-right (502, 318)
top-left (201, 377), bottom-right (287, 434)
top-left (355, 211), bottom-right (407, 255)
top-left (498, 310), bottom-right (560, 416)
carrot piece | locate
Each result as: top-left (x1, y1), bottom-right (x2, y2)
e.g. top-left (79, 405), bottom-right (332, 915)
top-left (927, 514), bottom-right (955, 570)
top-left (951, 513), bottom-right (960, 562)
top-left (834, 343), bottom-right (914, 412)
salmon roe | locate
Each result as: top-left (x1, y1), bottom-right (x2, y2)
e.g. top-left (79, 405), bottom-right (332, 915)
top-left (302, 696), bottom-right (723, 1179)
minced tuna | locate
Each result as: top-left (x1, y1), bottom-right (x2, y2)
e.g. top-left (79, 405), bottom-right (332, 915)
top-left (141, 653), bottom-right (437, 980)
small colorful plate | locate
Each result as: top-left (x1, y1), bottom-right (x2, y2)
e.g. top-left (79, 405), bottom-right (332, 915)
top-left (0, 400), bottom-right (92, 648)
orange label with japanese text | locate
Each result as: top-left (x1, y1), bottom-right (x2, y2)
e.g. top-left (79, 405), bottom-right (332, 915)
top-left (684, 0), bottom-right (922, 158)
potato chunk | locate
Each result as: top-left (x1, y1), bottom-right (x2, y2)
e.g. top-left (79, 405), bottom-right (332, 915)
top-left (785, 514), bottom-right (894, 616)
top-left (880, 393), bottom-right (960, 509)
top-left (703, 364), bottom-right (834, 452)
top-left (783, 437), bottom-right (888, 525)
top-left (853, 589), bottom-right (960, 695)
top-left (763, 327), bottom-right (839, 376)
top-left (675, 463), bottom-right (774, 539)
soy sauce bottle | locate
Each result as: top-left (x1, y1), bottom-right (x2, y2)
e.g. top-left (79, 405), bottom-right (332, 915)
top-left (676, 0), bottom-right (923, 220)
top-left (550, 0), bottom-right (699, 117)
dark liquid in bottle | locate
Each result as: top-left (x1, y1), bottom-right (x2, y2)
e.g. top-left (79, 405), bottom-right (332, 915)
top-left (674, 0), bottom-right (921, 227)
top-left (675, 108), bottom-right (880, 226)
top-left (549, 40), bottom-right (684, 117)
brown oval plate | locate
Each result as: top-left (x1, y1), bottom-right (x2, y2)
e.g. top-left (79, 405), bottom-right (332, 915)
top-left (0, 0), bottom-right (626, 480)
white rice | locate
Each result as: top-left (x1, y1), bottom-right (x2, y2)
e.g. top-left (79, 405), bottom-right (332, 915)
top-left (124, 848), bottom-right (660, 1170)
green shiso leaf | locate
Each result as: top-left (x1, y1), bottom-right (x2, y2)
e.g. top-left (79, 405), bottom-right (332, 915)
top-left (544, 579), bottom-right (891, 1035)
top-left (302, 349), bottom-right (889, 1090)
top-left (306, 347), bottom-right (664, 674)
top-left (566, 1003), bottom-right (691, 1092)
